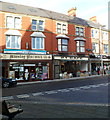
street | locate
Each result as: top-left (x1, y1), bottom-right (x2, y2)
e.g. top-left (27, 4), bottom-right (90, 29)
top-left (2, 75), bottom-right (110, 118)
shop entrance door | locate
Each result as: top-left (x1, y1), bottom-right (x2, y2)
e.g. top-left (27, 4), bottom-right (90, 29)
top-left (54, 65), bottom-right (60, 79)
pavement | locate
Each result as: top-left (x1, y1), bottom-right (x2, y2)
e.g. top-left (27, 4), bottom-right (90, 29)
top-left (17, 75), bottom-right (105, 86)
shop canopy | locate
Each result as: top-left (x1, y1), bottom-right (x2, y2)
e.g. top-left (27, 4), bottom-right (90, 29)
top-left (30, 32), bottom-right (46, 38)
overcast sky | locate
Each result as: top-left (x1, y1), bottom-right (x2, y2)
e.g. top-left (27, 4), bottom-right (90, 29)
top-left (1, 0), bottom-right (109, 28)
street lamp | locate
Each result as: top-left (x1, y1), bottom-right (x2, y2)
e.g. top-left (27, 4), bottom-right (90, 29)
top-left (86, 49), bottom-right (93, 76)
top-left (99, 25), bottom-right (106, 75)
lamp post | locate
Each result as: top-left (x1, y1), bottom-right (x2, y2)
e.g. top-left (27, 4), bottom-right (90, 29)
top-left (86, 49), bottom-right (93, 76)
top-left (99, 25), bottom-right (106, 75)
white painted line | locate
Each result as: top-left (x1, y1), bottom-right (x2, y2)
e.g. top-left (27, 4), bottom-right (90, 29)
top-left (2, 96), bottom-right (14, 100)
top-left (80, 86), bottom-right (91, 89)
top-left (58, 89), bottom-right (70, 92)
top-left (102, 83), bottom-right (109, 86)
top-left (32, 92), bottom-right (44, 96)
top-left (45, 91), bottom-right (58, 94)
top-left (91, 85), bottom-right (102, 88)
top-left (17, 94), bottom-right (30, 98)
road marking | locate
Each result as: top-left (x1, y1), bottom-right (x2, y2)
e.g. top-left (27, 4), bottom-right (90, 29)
top-left (32, 92), bottom-right (44, 96)
top-left (17, 94), bottom-right (30, 98)
top-left (2, 82), bottom-right (109, 100)
top-left (2, 96), bottom-right (14, 100)
top-left (68, 88), bottom-right (77, 91)
top-left (45, 91), bottom-right (58, 94)
top-left (58, 89), bottom-right (70, 92)
top-left (80, 86), bottom-right (91, 89)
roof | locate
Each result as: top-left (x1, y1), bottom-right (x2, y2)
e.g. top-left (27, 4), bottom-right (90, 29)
top-left (0, 1), bottom-right (89, 26)
top-left (0, 1), bottom-right (108, 30)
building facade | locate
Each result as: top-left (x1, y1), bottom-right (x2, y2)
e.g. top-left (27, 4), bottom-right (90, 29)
top-left (0, 1), bottom-right (109, 82)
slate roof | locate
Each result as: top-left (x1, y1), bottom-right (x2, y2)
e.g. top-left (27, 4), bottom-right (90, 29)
top-left (0, 1), bottom-right (108, 30)
top-left (0, 1), bottom-right (89, 26)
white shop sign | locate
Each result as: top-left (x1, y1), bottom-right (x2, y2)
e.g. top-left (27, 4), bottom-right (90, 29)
top-left (0, 54), bottom-right (52, 60)
top-left (54, 56), bottom-right (88, 61)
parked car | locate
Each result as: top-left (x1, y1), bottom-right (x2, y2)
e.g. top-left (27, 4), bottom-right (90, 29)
top-left (1, 77), bottom-right (17, 88)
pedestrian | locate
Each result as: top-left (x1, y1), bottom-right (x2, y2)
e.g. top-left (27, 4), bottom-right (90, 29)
top-left (97, 67), bottom-right (100, 75)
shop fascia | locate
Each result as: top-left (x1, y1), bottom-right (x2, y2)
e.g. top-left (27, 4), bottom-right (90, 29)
top-left (0, 54), bottom-right (52, 60)
top-left (54, 55), bottom-right (88, 61)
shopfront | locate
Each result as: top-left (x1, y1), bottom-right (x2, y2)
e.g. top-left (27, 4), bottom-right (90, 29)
top-left (1, 54), bottom-right (53, 81)
top-left (53, 55), bottom-right (88, 79)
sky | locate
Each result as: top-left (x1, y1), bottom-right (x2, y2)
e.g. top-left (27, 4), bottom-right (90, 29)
top-left (1, 0), bottom-right (110, 28)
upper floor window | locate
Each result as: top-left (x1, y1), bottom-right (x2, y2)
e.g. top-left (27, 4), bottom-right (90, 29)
top-left (32, 19), bottom-right (44, 31)
top-left (92, 43), bottom-right (99, 53)
top-left (58, 39), bottom-right (68, 51)
top-left (56, 22), bottom-right (67, 34)
top-left (6, 35), bottom-right (21, 49)
top-left (6, 16), bottom-right (21, 29)
top-left (75, 27), bottom-right (84, 36)
top-left (76, 41), bottom-right (85, 52)
top-left (103, 44), bottom-right (108, 54)
top-left (91, 29), bottom-right (99, 38)
top-left (102, 31), bottom-right (108, 40)
top-left (32, 37), bottom-right (44, 49)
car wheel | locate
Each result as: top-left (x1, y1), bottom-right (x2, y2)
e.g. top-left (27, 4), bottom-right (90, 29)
top-left (3, 82), bottom-right (10, 88)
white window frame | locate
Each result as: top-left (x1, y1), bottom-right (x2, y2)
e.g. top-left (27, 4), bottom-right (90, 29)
top-left (31, 19), bottom-right (45, 31)
top-left (56, 22), bottom-right (68, 34)
top-left (103, 44), bottom-right (108, 54)
top-left (58, 39), bottom-right (68, 51)
top-left (92, 42), bottom-right (99, 53)
top-left (6, 35), bottom-right (21, 49)
top-left (32, 37), bottom-right (44, 49)
top-left (6, 15), bottom-right (21, 29)
top-left (75, 26), bottom-right (84, 36)
top-left (76, 41), bottom-right (85, 52)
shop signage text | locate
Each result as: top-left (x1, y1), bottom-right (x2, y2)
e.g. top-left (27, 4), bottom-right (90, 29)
top-left (54, 56), bottom-right (88, 61)
top-left (0, 54), bottom-right (52, 60)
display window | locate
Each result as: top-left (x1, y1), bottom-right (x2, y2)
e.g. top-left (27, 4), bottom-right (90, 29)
top-left (9, 62), bottom-right (49, 81)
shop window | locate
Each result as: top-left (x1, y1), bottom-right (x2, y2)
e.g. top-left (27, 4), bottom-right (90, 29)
top-left (32, 19), bottom-right (44, 31)
top-left (76, 41), bottom-right (85, 52)
top-left (32, 37), bottom-right (44, 49)
top-left (58, 39), bottom-right (68, 51)
top-left (6, 35), bottom-right (21, 49)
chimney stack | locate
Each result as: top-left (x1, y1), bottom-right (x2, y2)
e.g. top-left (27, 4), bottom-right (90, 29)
top-left (68, 7), bottom-right (77, 17)
top-left (90, 16), bottom-right (97, 23)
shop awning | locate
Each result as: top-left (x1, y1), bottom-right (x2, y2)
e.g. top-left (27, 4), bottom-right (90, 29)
top-left (56, 34), bottom-right (69, 39)
top-left (30, 32), bottom-right (46, 38)
top-left (74, 37), bottom-right (86, 41)
top-left (5, 30), bottom-right (22, 36)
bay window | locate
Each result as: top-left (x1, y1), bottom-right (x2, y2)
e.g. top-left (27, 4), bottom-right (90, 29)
top-left (32, 37), bottom-right (44, 49)
top-left (58, 39), bottom-right (68, 51)
top-left (6, 35), bottom-right (21, 49)
top-left (76, 41), bottom-right (85, 52)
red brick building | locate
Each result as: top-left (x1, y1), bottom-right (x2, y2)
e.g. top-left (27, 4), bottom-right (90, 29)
top-left (0, 1), bottom-right (93, 81)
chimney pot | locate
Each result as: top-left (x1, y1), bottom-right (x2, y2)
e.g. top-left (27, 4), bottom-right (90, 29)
top-left (68, 7), bottom-right (77, 17)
